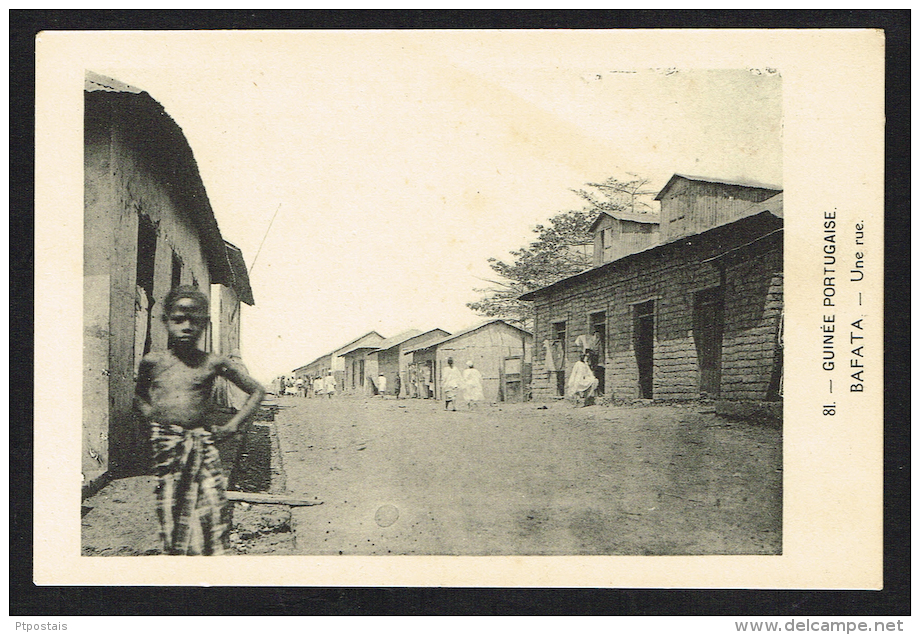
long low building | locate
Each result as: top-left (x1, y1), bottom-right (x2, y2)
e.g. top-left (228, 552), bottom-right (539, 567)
top-left (520, 175), bottom-right (783, 409)
top-left (292, 330), bottom-right (385, 392)
top-left (83, 72), bottom-right (252, 492)
top-left (404, 319), bottom-right (533, 403)
top-left (371, 328), bottom-right (450, 398)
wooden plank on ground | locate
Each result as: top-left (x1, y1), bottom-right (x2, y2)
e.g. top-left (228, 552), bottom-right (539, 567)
top-left (226, 491), bottom-right (323, 506)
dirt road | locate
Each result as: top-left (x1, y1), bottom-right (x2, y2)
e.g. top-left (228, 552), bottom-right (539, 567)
top-left (275, 395), bottom-right (781, 556)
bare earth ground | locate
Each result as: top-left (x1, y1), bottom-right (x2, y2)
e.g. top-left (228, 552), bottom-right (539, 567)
top-left (278, 395), bottom-right (782, 556)
top-left (81, 395), bottom-right (780, 556)
top-left (81, 419), bottom-right (296, 556)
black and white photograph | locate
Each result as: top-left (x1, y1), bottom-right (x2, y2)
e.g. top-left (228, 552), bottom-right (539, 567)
top-left (31, 27), bottom-right (885, 589)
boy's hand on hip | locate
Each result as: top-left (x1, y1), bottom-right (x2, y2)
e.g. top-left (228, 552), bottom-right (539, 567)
top-left (212, 422), bottom-right (238, 441)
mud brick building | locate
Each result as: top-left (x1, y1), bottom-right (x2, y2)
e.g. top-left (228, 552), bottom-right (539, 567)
top-left (589, 209), bottom-right (660, 266)
top-left (294, 330), bottom-right (385, 393)
top-left (211, 240), bottom-right (255, 357)
top-left (405, 320), bottom-right (534, 403)
top-left (83, 72), bottom-right (253, 491)
top-left (372, 328), bottom-right (451, 398)
top-left (337, 332), bottom-right (387, 395)
top-left (521, 175), bottom-right (783, 408)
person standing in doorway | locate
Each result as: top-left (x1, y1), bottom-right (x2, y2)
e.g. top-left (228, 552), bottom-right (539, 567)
top-left (377, 373), bottom-right (387, 397)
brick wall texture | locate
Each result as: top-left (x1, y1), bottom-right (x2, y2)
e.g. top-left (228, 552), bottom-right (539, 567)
top-left (528, 214), bottom-right (782, 403)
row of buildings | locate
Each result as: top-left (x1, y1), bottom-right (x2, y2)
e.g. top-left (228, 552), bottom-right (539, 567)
top-left (521, 174), bottom-right (784, 411)
top-left (80, 71), bottom-right (782, 498)
top-left (291, 319), bottom-right (533, 404)
top-left (83, 72), bottom-right (256, 493)
top-left (291, 174), bottom-right (783, 416)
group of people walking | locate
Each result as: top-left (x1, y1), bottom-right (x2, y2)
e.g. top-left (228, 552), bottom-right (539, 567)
top-left (274, 372), bottom-right (337, 398)
top-left (440, 357), bottom-right (484, 411)
top-left (369, 357), bottom-right (484, 412)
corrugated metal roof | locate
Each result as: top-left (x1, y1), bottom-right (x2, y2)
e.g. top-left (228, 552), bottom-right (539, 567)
top-left (654, 173), bottom-right (782, 200)
top-left (365, 329), bottom-right (425, 355)
top-left (519, 209), bottom-right (783, 301)
top-left (588, 210), bottom-right (661, 233)
top-left (334, 331), bottom-right (387, 357)
top-left (403, 319), bottom-right (531, 354)
top-left (85, 71), bottom-right (233, 286)
top-left (224, 241), bottom-right (254, 306)
top-left (392, 328), bottom-right (451, 351)
top-left (337, 331), bottom-right (385, 352)
top-left (339, 343), bottom-right (384, 357)
top-left (297, 331), bottom-right (387, 369)
top-left (748, 192), bottom-right (783, 218)
top-left (292, 352), bottom-right (333, 373)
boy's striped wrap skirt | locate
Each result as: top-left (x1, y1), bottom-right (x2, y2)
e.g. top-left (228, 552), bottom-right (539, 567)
top-left (149, 422), bottom-right (230, 555)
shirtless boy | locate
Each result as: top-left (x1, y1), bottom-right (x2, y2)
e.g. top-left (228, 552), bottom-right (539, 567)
top-left (135, 286), bottom-right (265, 555)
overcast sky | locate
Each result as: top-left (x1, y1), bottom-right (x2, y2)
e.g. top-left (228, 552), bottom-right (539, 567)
top-left (102, 33), bottom-right (782, 384)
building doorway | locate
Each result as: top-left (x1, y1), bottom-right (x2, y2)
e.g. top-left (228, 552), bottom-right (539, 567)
top-left (694, 287), bottom-right (724, 397)
top-left (589, 311), bottom-right (606, 395)
top-left (634, 301), bottom-right (655, 399)
top-left (134, 215), bottom-right (157, 372)
top-left (552, 320), bottom-right (566, 396)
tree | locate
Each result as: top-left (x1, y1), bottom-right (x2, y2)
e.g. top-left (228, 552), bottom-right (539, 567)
top-left (467, 177), bottom-right (654, 329)
top-left (570, 176), bottom-right (656, 216)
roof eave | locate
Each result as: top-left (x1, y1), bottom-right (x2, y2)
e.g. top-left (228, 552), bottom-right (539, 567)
top-left (655, 173), bottom-right (783, 200)
top-left (519, 210), bottom-right (783, 301)
top-left (589, 211), bottom-right (661, 232)
top-left (404, 320), bottom-right (531, 353)
top-left (85, 72), bottom-right (233, 286)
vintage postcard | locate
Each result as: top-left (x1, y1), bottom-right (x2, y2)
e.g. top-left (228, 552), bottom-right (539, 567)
top-left (34, 29), bottom-right (884, 587)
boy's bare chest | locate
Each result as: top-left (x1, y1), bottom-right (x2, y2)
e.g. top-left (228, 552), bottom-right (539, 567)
top-left (151, 358), bottom-right (217, 394)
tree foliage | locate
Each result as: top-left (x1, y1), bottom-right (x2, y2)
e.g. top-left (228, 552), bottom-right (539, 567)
top-left (467, 177), bottom-right (655, 329)
top-left (571, 176), bottom-right (656, 216)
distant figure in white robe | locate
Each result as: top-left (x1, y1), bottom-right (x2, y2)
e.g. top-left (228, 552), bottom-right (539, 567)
top-left (312, 376), bottom-right (324, 398)
top-left (377, 373), bottom-right (387, 397)
top-left (462, 361), bottom-right (484, 410)
top-left (323, 372), bottom-right (336, 398)
top-left (441, 357), bottom-right (463, 411)
top-left (567, 354), bottom-right (598, 407)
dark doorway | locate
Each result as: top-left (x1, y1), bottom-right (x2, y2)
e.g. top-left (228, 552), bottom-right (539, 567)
top-left (589, 311), bottom-right (606, 395)
top-left (171, 250), bottom-right (182, 290)
top-left (135, 216), bottom-right (157, 359)
top-left (128, 215), bottom-right (157, 475)
top-left (634, 301), bottom-right (655, 399)
top-left (694, 287), bottom-right (724, 397)
top-left (552, 321), bottom-right (567, 396)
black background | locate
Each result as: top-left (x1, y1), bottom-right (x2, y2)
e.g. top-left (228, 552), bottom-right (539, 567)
top-left (10, 10), bottom-right (910, 616)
